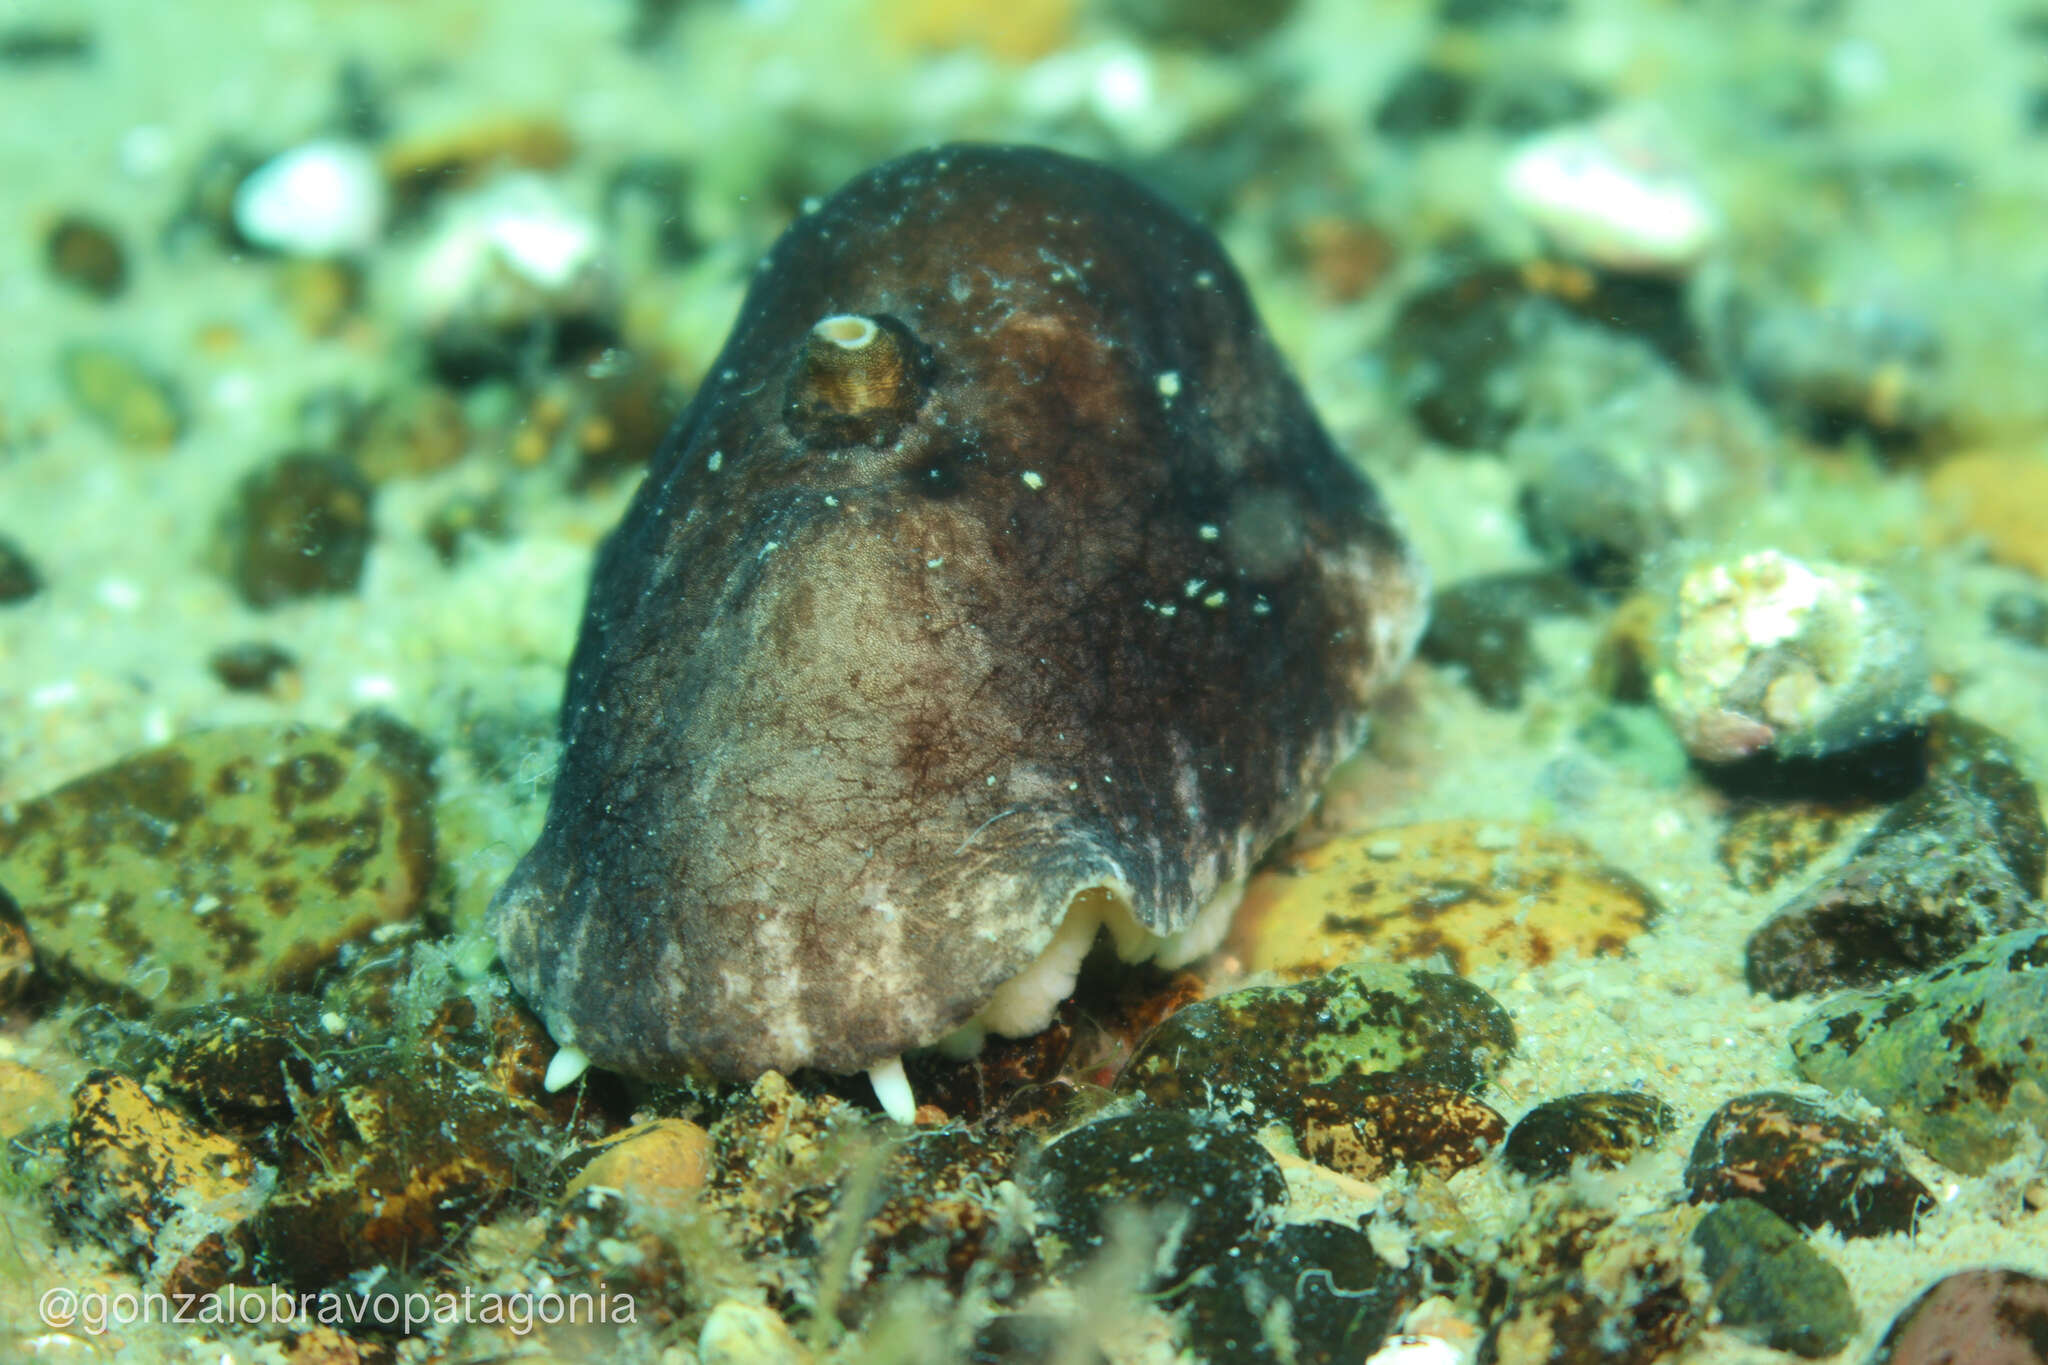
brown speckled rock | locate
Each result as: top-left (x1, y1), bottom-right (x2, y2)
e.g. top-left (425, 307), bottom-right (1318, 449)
top-left (1503, 1090), bottom-right (1677, 1181)
top-left (1684, 1091), bottom-right (1932, 1237)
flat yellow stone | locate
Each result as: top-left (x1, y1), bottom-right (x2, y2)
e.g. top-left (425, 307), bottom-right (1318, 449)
top-left (1928, 450), bottom-right (2048, 580)
top-left (564, 1117), bottom-right (713, 1217)
top-left (1230, 819), bottom-right (1658, 979)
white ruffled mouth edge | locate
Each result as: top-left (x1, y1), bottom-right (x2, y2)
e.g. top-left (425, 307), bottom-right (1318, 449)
top-left (538, 880), bottom-right (1244, 1124)
top-left (866, 876), bottom-right (1244, 1124)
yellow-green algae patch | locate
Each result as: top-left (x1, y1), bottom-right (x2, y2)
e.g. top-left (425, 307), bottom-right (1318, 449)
top-left (0, 723), bottom-right (434, 1012)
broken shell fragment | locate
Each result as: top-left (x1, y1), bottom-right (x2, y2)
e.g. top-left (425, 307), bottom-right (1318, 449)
top-left (1650, 549), bottom-right (1934, 764)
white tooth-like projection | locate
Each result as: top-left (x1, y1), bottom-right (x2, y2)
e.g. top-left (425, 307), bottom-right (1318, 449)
top-left (544, 1043), bottom-right (592, 1092)
top-left (868, 1055), bottom-right (917, 1125)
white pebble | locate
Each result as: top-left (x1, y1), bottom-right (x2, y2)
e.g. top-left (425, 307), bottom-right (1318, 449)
top-left (1501, 111), bottom-right (1716, 275)
top-left (233, 139), bottom-right (388, 257)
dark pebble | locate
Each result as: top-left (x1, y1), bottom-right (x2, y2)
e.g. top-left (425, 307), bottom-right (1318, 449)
top-left (1731, 296), bottom-right (1945, 450)
top-left (1746, 715), bottom-right (2046, 998)
top-left (222, 452), bottom-right (375, 607)
top-left (1691, 1199), bottom-right (1859, 1358)
top-left (853, 1127), bottom-right (1043, 1309)
top-left (1178, 1220), bottom-right (1415, 1364)
top-left (1683, 1091), bottom-right (1933, 1237)
top-left (1420, 570), bottom-right (1589, 707)
top-left (1387, 265), bottom-right (1697, 450)
top-left (0, 534), bottom-right (42, 603)
top-left (1716, 799), bottom-right (1879, 893)
top-left (1375, 63), bottom-right (1476, 137)
top-left (1990, 590), bottom-right (2048, 649)
top-left (969, 1314), bottom-right (1103, 1365)
top-left (602, 156), bottom-right (701, 267)
top-left (208, 640), bottom-right (299, 694)
top-left (1103, 0), bottom-right (1298, 50)
top-left (424, 491), bottom-right (510, 566)
top-left (1872, 1269), bottom-right (2048, 1365)
top-left (165, 140), bottom-right (266, 254)
top-left (45, 213), bottom-right (128, 299)
top-left (1025, 1106), bottom-right (1286, 1290)
top-left (1502, 1090), bottom-right (1677, 1181)
top-left (0, 24), bottom-right (92, 65)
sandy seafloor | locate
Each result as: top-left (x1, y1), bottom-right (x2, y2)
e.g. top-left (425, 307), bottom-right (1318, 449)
top-left (3, 0), bottom-right (2048, 1360)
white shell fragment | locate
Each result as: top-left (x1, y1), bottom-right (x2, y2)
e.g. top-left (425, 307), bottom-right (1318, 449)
top-left (233, 139), bottom-right (388, 257)
top-left (1502, 110), bottom-right (1717, 275)
top-left (1651, 548), bottom-right (1934, 764)
top-left (408, 173), bottom-right (604, 327)
top-left (867, 1055), bottom-right (917, 1124)
top-left (543, 1043), bottom-right (592, 1092)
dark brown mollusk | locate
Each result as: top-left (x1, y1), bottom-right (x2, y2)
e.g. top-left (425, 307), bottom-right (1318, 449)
top-left (493, 143), bottom-right (1427, 1081)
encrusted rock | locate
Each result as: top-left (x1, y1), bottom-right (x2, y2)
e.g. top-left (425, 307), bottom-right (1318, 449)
top-left (1502, 1091), bottom-right (1677, 1181)
top-left (1791, 928), bottom-right (2048, 1174)
top-left (1231, 821), bottom-right (1656, 980)
top-left (1747, 716), bottom-right (2046, 999)
top-left (1683, 1091), bottom-right (1932, 1237)
top-left (1177, 1219), bottom-right (1416, 1364)
top-left (0, 723), bottom-right (435, 1012)
top-left (1025, 1106), bottom-right (1286, 1290)
top-left (1484, 1195), bottom-right (1702, 1365)
top-left (1715, 799), bottom-right (1880, 893)
top-left (51, 1071), bottom-right (269, 1294)
top-left (1691, 1199), bottom-right (1858, 1358)
top-left (1651, 549), bottom-right (1934, 765)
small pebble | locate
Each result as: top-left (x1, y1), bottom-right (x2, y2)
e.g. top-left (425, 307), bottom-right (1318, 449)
top-left (1502, 1090), bottom-right (1677, 1180)
top-left (274, 257), bottom-right (363, 336)
top-left (0, 534), bottom-right (42, 603)
top-left (1501, 109), bottom-right (1718, 275)
top-left (44, 213), bottom-right (128, 299)
top-left (232, 139), bottom-right (388, 257)
top-left (425, 490), bottom-right (510, 566)
top-left (59, 342), bottom-right (183, 449)
top-left (207, 640), bottom-right (300, 695)
top-left (221, 452), bottom-right (375, 607)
